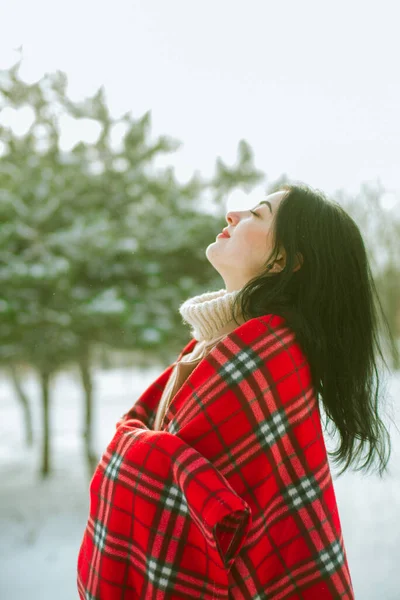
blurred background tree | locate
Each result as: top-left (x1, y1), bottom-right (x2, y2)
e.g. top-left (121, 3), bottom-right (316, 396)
top-left (0, 59), bottom-right (266, 479)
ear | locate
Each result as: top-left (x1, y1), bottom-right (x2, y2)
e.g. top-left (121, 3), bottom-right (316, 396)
top-left (269, 251), bottom-right (303, 273)
top-left (268, 255), bottom-right (285, 273)
top-left (293, 252), bottom-right (303, 272)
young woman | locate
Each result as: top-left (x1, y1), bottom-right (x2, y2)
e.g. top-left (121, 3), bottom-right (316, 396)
top-left (77, 183), bottom-right (396, 599)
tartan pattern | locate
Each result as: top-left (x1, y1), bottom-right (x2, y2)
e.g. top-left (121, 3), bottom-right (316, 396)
top-left (77, 314), bottom-right (355, 599)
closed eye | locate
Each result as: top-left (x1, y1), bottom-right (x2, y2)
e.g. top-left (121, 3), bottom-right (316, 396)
top-left (250, 210), bottom-right (260, 217)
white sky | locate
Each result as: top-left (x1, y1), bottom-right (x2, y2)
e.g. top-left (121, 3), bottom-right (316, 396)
top-left (1, 0), bottom-right (400, 212)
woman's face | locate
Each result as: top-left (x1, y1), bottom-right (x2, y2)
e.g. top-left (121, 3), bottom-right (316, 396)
top-left (206, 191), bottom-right (288, 292)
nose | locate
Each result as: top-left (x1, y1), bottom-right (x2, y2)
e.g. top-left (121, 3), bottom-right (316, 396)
top-left (225, 210), bottom-right (239, 225)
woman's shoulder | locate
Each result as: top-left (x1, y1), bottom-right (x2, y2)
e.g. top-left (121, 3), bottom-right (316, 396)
top-left (231, 313), bottom-right (288, 341)
top-left (178, 314), bottom-right (291, 361)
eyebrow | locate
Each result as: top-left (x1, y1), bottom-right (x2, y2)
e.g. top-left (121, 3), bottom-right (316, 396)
top-left (252, 200), bottom-right (272, 213)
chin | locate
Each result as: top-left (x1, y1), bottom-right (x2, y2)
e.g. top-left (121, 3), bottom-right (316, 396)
top-left (205, 245), bottom-right (220, 268)
top-left (205, 242), bottom-right (217, 255)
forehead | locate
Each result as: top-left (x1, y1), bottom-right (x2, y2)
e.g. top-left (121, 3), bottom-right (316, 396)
top-left (266, 191), bottom-right (287, 205)
top-left (256, 190), bottom-right (286, 212)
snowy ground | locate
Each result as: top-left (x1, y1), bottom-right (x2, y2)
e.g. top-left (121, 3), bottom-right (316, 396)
top-left (0, 364), bottom-right (399, 599)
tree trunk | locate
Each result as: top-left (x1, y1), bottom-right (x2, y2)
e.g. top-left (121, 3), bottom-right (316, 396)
top-left (78, 346), bottom-right (98, 481)
top-left (8, 364), bottom-right (34, 447)
top-left (39, 369), bottom-right (51, 479)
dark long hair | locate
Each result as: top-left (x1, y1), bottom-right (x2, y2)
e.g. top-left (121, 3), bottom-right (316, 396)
top-left (231, 182), bottom-right (398, 477)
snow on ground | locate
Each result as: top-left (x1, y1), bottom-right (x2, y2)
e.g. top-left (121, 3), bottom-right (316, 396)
top-left (0, 364), bottom-right (399, 599)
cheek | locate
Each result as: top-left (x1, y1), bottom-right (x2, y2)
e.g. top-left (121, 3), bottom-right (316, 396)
top-left (245, 226), bottom-right (269, 248)
top-left (234, 228), bottom-right (269, 263)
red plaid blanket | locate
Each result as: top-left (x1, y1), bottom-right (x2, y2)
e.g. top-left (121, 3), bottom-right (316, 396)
top-left (77, 314), bottom-right (354, 599)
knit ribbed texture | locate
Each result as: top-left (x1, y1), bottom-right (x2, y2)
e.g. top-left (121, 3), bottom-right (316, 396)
top-left (179, 288), bottom-right (244, 342)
